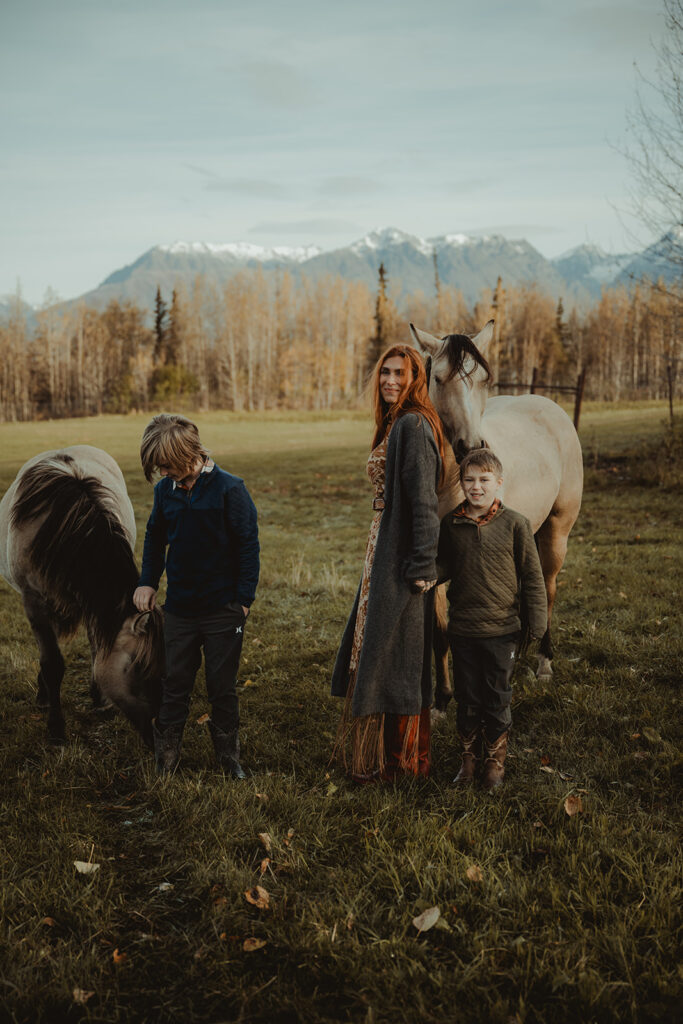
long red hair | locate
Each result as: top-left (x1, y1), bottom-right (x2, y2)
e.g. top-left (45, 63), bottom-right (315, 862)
top-left (370, 345), bottom-right (446, 478)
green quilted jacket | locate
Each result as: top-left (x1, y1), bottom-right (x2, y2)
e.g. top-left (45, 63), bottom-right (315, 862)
top-left (436, 504), bottom-right (547, 639)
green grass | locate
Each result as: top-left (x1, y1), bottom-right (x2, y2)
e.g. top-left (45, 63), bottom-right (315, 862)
top-left (0, 403), bottom-right (681, 1024)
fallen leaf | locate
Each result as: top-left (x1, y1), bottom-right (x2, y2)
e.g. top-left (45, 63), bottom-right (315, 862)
top-left (564, 794), bottom-right (583, 816)
top-left (523, 747), bottom-right (534, 753)
top-left (466, 865), bottom-right (483, 883)
top-left (196, 713), bottom-right (210, 725)
top-left (213, 896), bottom-right (228, 909)
top-left (112, 948), bottom-right (128, 965)
top-left (243, 679), bottom-right (256, 687)
top-left (245, 885), bottom-right (270, 910)
top-left (412, 906), bottom-right (440, 932)
top-left (258, 832), bottom-right (272, 853)
top-left (540, 755), bottom-right (551, 766)
top-left (619, 591), bottom-right (628, 599)
top-left (533, 820), bottom-right (543, 829)
top-left (539, 765), bottom-right (555, 775)
top-left (260, 858), bottom-right (271, 875)
top-left (41, 917), bottom-right (57, 927)
top-left (72, 988), bottom-right (95, 1005)
top-left (254, 793), bottom-right (269, 803)
top-left (630, 733), bottom-right (641, 740)
top-left (558, 771), bottom-right (574, 781)
top-left (156, 882), bottom-right (173, 892)
top-left (326, 782), bottom-right (338, 796)
top-left (243, 937), bottom-right (267, 952)
top-left (74, 861), bottom-right (100, 875)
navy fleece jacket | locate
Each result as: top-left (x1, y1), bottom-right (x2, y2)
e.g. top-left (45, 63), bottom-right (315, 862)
top-left (139, 463), bottom-right (259, 617)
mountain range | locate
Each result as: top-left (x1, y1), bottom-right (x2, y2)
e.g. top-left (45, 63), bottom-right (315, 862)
top-left (4, 227), bottom-right (681, 324)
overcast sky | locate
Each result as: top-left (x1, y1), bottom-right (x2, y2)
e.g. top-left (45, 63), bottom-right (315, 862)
top-left (0, 0), bottom-right (666, 305)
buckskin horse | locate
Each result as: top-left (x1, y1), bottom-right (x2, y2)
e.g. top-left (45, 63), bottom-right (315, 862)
top-left (410, 321), bottom-right (583, 708)
top-left (0, 445), bottom-right (164, 746)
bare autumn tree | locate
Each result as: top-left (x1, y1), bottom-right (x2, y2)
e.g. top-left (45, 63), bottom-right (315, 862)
top-left (623, 0), bottom-right (683, 267)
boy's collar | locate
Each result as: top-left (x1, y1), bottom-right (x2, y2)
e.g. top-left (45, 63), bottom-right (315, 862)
top-left (172, 459), bottom-right (215, 491)
top-left (454, 497), bottom-right (502, 524)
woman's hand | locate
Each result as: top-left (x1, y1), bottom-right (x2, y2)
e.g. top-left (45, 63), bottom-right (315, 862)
top-left (410, 579), bottom-right (437, 594)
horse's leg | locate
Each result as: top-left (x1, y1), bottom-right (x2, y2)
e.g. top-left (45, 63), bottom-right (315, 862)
top-left (22, 593), bottom-right (66, 742)
top-left (534, 512), bottom-right (571, 681)
top-left (432, 584), bottom-right (453, 717)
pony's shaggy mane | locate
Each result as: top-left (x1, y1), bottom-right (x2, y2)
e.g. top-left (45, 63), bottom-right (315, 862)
top-left (440, 333), bottom-right (492, 383)
top-left (11, 457), bottom-right (139, 650)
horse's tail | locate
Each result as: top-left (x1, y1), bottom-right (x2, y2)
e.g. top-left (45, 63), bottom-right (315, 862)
top-left (11, 454), bottom-right (138, 646)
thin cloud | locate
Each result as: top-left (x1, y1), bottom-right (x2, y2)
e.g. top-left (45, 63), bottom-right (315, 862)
top-left (183, 164), bottom-right (288, 198)
top-left (249, 218), bottom-right (363, 236)
top-left (317, 176), bottom-right (383, 197)
top-left (238, 59), bottom-right (312, 107)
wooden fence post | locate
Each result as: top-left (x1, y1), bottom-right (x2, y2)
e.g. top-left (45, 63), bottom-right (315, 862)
top-left (530, 367), bottom-right (538, 394)
top-left (573, 368), bottom-right (586, 431)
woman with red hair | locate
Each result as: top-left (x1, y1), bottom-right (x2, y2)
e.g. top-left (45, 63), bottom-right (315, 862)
top-left (332, 344), bottom-right (446, 782)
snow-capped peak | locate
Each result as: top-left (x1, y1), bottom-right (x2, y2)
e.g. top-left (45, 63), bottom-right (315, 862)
top-left (157, 241), bottom-right (322, 263)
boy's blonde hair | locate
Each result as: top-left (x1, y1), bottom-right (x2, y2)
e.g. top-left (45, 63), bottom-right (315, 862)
top-left (140, 413), bottom-right (209, 482)
top-left (459, 448), bottom-right (503, 482)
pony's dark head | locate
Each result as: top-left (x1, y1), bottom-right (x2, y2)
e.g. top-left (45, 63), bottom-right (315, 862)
top-left (93, 606), bottom-right (165, 750)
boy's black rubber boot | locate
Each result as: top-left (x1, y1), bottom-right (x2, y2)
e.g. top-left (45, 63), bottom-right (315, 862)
top-left (152, 719), bottom-right (183, 775)
top-left (209, 720), bottom-right (246, 779)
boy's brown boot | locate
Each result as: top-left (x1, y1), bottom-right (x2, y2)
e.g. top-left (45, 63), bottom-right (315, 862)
top-left (452, 728), bottom-right (481, 785)
top-left (481, 730), bottom-right (509, 791)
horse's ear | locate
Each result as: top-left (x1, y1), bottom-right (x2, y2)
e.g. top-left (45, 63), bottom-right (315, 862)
top-left (409, 323), bottom-right (440, 356)
top-left (471, 319), bottom-right (495, 355)
top-left (133, 611), bottom-right (152, 634)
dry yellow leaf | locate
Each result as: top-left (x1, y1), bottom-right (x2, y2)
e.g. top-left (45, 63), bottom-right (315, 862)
top-left (74, 861), bottom-right (100, 875)
top-left (41, 917), bottom-right (57, 927)
top-left (260, 858), bottom-right (271, 875)
top-left (245, 885), bottom-right (270, 910)
top-left (412, 906), bottom-right (440, 932)
top-left (243, 937), bottom-right (267, 952)
top-left (112, 948), bottom-right (128, 965)
top-left (196, 713), bottom-right (210, 725)
top-left (258, 832), bottom-right (272, 853)
top-left (72, 988), bottom-right (95, 1005)
top-left (564, 794), bottom-right (583, 816)
top-left (466, 865), bottom-right (483, 883)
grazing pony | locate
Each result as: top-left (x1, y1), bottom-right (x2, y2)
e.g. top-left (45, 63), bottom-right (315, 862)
top-left (410, 321), bottom-right (583, 704)
top-left (0, 445), bottom-right (164, 746)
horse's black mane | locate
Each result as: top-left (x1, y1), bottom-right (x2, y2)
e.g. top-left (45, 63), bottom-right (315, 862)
top-left (11, 457), bottom-right (139, 650)
top-left (440, 333), bottom-right (492, 383)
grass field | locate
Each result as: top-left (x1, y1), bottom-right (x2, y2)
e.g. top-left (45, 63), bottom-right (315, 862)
top-left (0, 403), bottom-right (681, 1024)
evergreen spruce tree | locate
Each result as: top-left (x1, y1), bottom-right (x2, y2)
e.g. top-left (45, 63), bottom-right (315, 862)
top-left (153, 287), bottom-right (168, 362)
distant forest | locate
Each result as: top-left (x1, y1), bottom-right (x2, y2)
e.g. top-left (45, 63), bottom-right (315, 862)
top-left (0, 267), bottom-right (678, 421)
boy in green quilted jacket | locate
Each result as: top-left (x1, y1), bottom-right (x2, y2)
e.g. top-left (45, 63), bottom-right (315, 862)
top-left (437, 448), bottom-right (547, 791)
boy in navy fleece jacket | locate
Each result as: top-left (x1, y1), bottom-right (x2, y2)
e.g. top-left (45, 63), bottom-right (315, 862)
top-left (133, 413), bottom-right (259, 776)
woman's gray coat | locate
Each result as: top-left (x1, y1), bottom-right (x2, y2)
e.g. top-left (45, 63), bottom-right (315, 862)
top-left (331, 413), bottom-right (441, 717)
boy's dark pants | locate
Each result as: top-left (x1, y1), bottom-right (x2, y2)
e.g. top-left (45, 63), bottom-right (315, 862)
top-left (159, 604), bottom-right (246, 733)
top-left (449, 633), bottom-right (518, 739)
